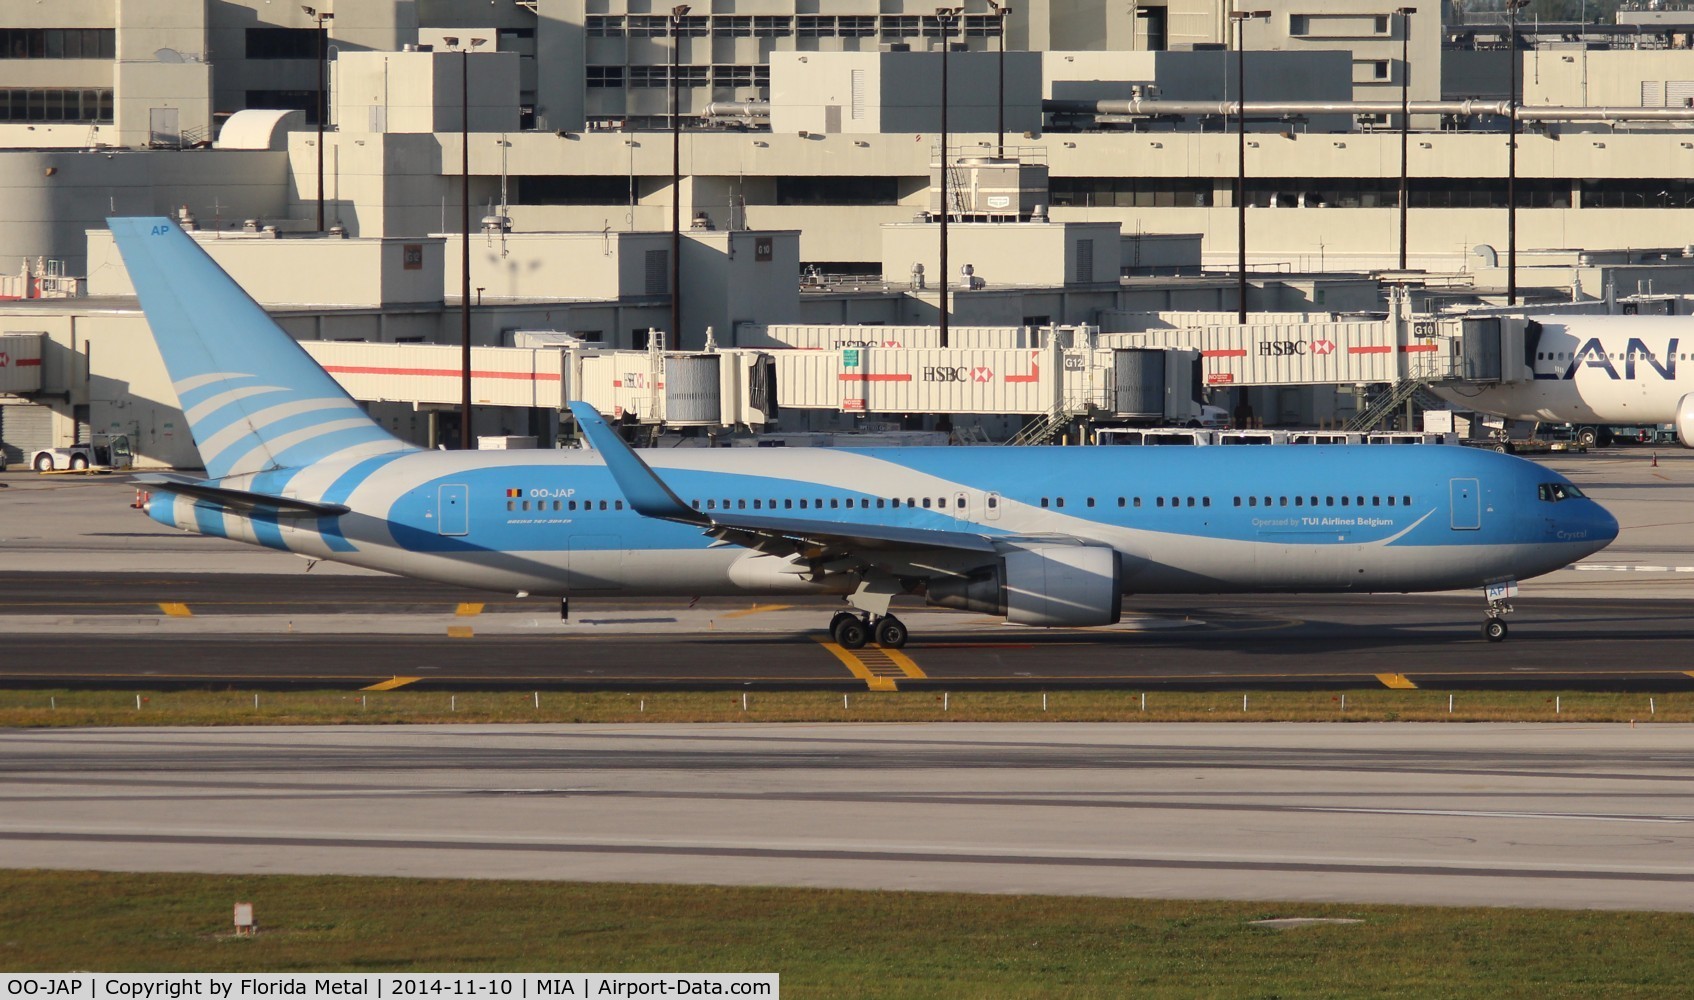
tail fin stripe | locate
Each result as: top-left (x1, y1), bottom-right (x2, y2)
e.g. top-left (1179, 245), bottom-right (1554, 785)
top-left (174, 372), bottom-right (252, 397)
top-left (198, 397), bottom-right (370, 465)
top-left (226, 423), bottom-right (398, 481)
top-left (220, 419), bottom-right (393, 478)
top-left (183, 384), bottom-right (289, 427)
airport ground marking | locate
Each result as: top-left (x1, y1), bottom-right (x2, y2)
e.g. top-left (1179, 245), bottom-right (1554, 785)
top-left (814, 639), bottom-right (899, 691)
top-left (157, 602), bottom-right (192, 618)
top-left (455, 603), bottom-right (485, 617)
top-left (361, 676), bottom-right (423, 691)
top-left (1376, 673), bottom-right (1418, 689)
top-left (446, 625), bottom-right (474, 639)
top-left (722, 603), bottom-right (794, 619)
top-left (881, 647), bottom-right (927, 679)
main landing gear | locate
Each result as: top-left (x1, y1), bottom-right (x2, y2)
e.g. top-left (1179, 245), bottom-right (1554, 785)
top-left (828, 610), bottom-right (908, 650)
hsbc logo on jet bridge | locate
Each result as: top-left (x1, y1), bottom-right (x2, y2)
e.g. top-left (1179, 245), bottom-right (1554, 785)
top-left (923, 366), bottom-right (995, 382)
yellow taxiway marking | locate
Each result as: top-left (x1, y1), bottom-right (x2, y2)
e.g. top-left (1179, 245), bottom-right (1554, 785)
top-left (722, 603), bottom-right (793, 619)
top-left (455, 602), bottom-right (485, 617)
top-left (815, 639), bottom-right (899, 691)
top-left (446, 625), bottom-right (475, 639)
top-left (1376, 673), bottom-right (1418, 689)
top-left (158, 602), bottom-right (193, 618)
top-left (881, 647), bottom-right (927, 679)
top-left (361, 676), bottom-right (422, 691)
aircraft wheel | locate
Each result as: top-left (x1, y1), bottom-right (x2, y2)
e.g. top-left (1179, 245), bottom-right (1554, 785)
top-left (1483, 619), bottom-right (1508, 643)
top-left (828, 611), bottom-right (856, 637)
top-left (33, 454), bottom-right (53, 472)
top-left (874, 615), bottom-right (909, 649)
top-left (834, 616), bottom-right (869, 650)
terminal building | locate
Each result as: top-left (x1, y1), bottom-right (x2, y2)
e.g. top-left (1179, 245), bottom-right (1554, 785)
top-left (8, 0), bottom-right (1694, 468)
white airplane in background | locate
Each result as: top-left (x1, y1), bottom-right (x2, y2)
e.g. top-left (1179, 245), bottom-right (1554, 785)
top-left (1433, 315), bottom-right (1694, 446)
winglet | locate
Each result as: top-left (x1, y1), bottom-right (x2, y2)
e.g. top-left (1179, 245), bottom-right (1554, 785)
top-left (568, 402), bottom-right (707, 524)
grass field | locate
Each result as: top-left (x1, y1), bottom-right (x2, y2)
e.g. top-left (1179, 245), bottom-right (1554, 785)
top-left (3, 869), bottom-right (1691, 997)
top-left (0, 686), bottom-right (1686, 727)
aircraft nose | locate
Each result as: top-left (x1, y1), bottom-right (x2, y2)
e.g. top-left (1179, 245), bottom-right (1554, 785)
top-left (1566, 500), bottom-right (1619, 556)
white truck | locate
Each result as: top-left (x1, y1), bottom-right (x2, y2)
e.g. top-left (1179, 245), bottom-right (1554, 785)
top-left (30, 433), bottom-right (134, 472)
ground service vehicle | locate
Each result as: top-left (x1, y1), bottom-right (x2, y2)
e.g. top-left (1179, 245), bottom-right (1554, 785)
top-left (30, 433), bottom-right (134, 472)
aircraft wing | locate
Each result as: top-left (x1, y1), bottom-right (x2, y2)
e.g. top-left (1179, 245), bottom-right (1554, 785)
top-left (134, 473), bottom-right (351, 518)
top-left (566, 402), bottom-right (997, 562)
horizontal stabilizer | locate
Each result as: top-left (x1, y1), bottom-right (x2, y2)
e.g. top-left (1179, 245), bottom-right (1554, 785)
top-left (134, 474), bottom-right (350, 518)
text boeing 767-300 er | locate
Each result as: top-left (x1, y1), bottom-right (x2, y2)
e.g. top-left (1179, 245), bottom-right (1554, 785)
top-left (113, 217), bottom-right (1617, 646)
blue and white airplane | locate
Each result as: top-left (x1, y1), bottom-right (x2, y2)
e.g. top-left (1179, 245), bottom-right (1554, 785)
top-left (114, 216), bottom-right (1618, 646)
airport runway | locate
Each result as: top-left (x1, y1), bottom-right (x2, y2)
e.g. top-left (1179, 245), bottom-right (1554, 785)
top-left (2, 448), bottom-right (1692, 690)
top-left (3, 722), bottom-right (1691, 911)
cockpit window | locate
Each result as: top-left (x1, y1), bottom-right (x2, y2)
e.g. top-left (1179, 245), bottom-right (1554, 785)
top-left (1537, 483), bottom-right (1585, 502)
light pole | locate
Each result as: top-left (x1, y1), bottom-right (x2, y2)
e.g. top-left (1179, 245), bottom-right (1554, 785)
top-left (986, 1), bottom-right (1011, 160)
top-left (445, 35), bottom-right (486, 449)
top-left (1231, 9), bottom-right (1269, 324)
top-left (1397, 6), bottom-right (1416, 271)
top-left (302, 6), bottom-right (333, 232)
top-left (1506, 0), bottom-right (1527, 305)
top-left (935, 6), bottom-right (961, 348)
top-left (670, 5), bottom-right (690, 347)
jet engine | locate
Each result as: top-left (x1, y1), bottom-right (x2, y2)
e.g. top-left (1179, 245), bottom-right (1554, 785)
top-left (926, 542), bottom-right (1122, 627)
top-left (1677, 392), bottom-right (1694, 448)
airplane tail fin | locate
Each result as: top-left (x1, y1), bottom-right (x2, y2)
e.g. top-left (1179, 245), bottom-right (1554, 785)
top-left (108, 217), bottom-right (416, 479)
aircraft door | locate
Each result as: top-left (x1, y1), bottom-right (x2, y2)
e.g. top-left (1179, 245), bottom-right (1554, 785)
top-left (985, 492), bottom-right (1002, 520)
top-left (438, 484), bottom-right (469, 535)
top-left (1449, 478), bottom-right (1481, 530)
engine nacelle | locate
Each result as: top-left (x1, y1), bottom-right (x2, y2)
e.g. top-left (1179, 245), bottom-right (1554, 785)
top-left (1677, 392), bottom-right (1694, 449)
top-left (926, 542), bottom-right (1122, 627)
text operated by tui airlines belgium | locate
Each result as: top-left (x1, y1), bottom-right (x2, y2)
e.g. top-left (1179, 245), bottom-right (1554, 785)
top-left (1, 977), bottom-right (777, 1000)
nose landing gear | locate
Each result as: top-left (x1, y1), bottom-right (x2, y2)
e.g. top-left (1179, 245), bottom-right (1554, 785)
top-left (828, 611), bottom-right (908, 649)
top-left (1483, 582), bottom-right (1516, 642)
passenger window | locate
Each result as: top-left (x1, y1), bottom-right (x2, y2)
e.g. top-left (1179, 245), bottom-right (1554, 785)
top-left (738, 499), bottom-right (747, 510)
top-left (1326, 496), bottom-right (1335, 506)
top-left (1293, 496), bottom-right (1303, 507)
top-left (521, 501), bottom-right (530, 511)
top-left (1133, 497), bottom-right (1142, 508)
top-left (925, 498), bottom-right (934, 509)
top-left (1341, 496), bottom-right (1349, 506)
top-left (599, 500), bottom-right (608, 510)
top-left (785, 499), bottom-right (793, 509)
top-left (1234, 497), bottom-right (1242, 507)
top-left (1248, 496), bottom-right (1257, 507)
top-left (615, 500), bottom-right (624, 510)
top-left (1310, 496), bottom-right (1318, 506)
top-left (1356, 496), bottom-right (1364, 506)
top-left (1402, 495), bottom-right (1411, 505)
top-left (1087, 497), bottom-right (1096, 508)
top-left (1054, 497), bottom-right (1063, 508)
top-left (1278, 497), bottom-right (1287, 507)
top-left (1117, 497), bottom-right (1126, 507)
top-left (845, 499), bottom-right (854, 509)
top-left (1157, 497), bottom-right (1166, 508)
top-left (1372, 496), bottom-right (1380, 506)
top-left (1203, 497), bottom-right (1211, 508)
top-left (830, 498), bottom-right (839, 509)
top-left (569, 500), bottom-right (578, 511)
top-left (505, 501), bottom-right (514, 511)
top-left (1187, 497), bottom-right (1195, 507)
top-left (877, 498), bottom-right (887, 508)
top-left (939, 497), bottom-right (949, 508)
top-left (799, 499), bottom-right (807, 509)
top-left (753, 499), bottom-right (762, 509)
top-left (891, 498), bottom-right (901, 508)
top-left (1387, 496), bottom-right (1395, 506)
